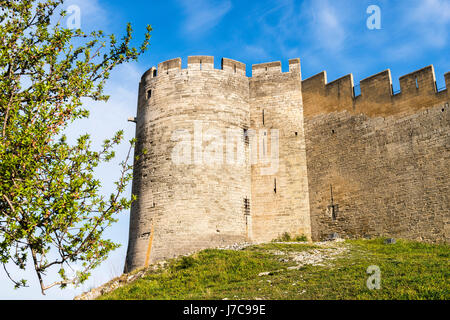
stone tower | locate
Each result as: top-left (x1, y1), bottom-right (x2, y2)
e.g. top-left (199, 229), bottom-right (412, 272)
top-left (124, 56), bottom-right (311, 272)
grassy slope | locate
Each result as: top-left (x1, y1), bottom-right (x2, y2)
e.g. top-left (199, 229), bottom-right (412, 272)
top-left (99, 239), bottom-right (449, 300)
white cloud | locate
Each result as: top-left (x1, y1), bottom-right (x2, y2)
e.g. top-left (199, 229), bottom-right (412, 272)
top-left (237, 0), bottom-right (356, 74)
top-left (410, 0), bottom-right (450, 22)
top-left (406, 0), bottom-right (450, 48)
top-left (307, 0), bottom-right (347, 51)
top-left (246, 0), bottom-right (352, 57)
top-left (379, 0), bottom-right (450, 62)
top-left (178, 0), bottom-right (232, 35)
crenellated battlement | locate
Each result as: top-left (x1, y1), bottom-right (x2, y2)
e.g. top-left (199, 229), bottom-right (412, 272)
top-left (157, 57), bottom-right (182, 75)
top-left (141, 56), bottom-right (300, 82)
top-left (222, 58), bottom-right (246, 75)
top-left (187, 55), bottom-right (214, 70)
top-left (252, 61), bottom-right (282, 75)
top-left (302, 65), bottom-right (449, 118)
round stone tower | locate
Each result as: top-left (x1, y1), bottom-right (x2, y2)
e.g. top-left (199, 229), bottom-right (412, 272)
top-left (124, 56), bottom-right (252, 272)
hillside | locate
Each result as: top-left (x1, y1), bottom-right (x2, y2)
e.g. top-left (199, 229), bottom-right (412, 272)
top-left (81, 238), bottom-right (449, 300)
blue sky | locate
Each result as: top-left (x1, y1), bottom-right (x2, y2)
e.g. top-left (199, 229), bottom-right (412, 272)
top-left (1, 0), bottom-right (449, 299)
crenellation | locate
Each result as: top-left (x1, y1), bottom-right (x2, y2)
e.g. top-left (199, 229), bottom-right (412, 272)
top-left (357, 69), bottom-right (393, 115)
top-left (399, 65), bottom-right (436, 96)
top-left (222, 58), bottom-right (246, 75)
top-left (187, 55), bottom-right (214, 70)
top-left (141, 66), bottom-right (157, 83)
top-left (252, 61), bottom-right (282, 76)
top-left (302, 71), bottom-right (357, 117)
top-left (359, 69), bottom-right (392, 99)
top-left (288, 58), bottom-right (301, 73)
top-left (157, 57), bottom-right (182, 75)
top-left (302, 71), bottom-right (327, 86)
top-left (302, 65), bottom-right (449, 117)
top-left (325, 73), bottom-right (355, 112)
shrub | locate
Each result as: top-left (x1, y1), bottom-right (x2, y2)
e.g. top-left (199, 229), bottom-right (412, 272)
top-left (294, 235), bottom-right (308, 242)
top-left (175, 256), bottom-right (197, 270)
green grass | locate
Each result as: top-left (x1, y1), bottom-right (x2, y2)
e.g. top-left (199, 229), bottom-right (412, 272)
top-left (99, 238), bottom-right (449, 300)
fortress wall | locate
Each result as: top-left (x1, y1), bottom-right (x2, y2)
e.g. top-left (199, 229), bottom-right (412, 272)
top-left (303, 65), bottom-right (448, 117)
top-left (249, 59), bottom-right (312, 242)
top-left (125, 57), bottom-right (251, 271)
top-left (302, 71), bottom-right (355, 117)
top-left (302, 66), bottom-right (450, 242)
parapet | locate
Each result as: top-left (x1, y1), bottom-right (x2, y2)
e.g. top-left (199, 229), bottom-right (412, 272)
top-left (222, 58), bottom-right (246, 76)
top-left (302, 71), bottom-right (355, 115)
top-left (144, 56), bottom-right (248, 79)
top-left (157, 57), bottom-right (182, 75)
top-left (252, 59), bottom-right (301, 76)
top-left (302, 65), bottom-right (449, 118)
top-left (252, 61), bottom-right (282, 76)
top-left (141, 57), bottom-right (302, 82)
top-left (288, 58), bottom-right (301, 73)
top-left (141, 66), bottom-right (157, 83)
top-left (359, 69), bottom-right (392, 100)
top-left (399, 65), bottom-right (436, 96)
top-left (187, 55), bottom-right (214, 70)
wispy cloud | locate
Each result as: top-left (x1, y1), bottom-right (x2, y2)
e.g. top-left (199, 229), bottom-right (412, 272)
top-left (406, 0), bottom-right (450, 48)
top-left (377, 0), bottom-right (450, 63)
top-left (237, 0), bottom-right (356, 74)
top-left (178, 0), bottom-right (232, 35)
top-left (305, 0), bottom-right (348, 51)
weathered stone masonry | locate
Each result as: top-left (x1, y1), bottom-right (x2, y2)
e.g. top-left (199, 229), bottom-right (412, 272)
top-left (125, 56), bottom-right (311, 272)
top-left (302, 66), bottom-right (449, 243)
top-left (125, 56), bottom-right (449, 272)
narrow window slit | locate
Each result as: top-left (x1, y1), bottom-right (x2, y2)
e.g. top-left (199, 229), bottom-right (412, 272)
top-left (263, 131), bottom-right (266, 156)
top-left (328, 185), bottom-right (339, 221)
top-left (243, 128), bottom-right (249, 145)
top-left (244, 197), bottom-right (250, 216)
